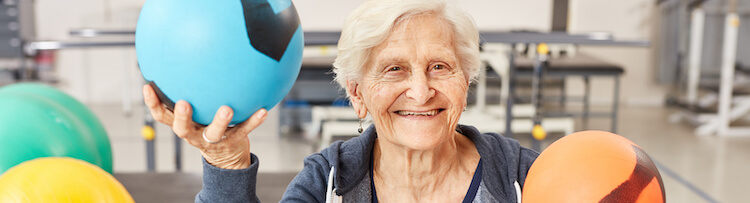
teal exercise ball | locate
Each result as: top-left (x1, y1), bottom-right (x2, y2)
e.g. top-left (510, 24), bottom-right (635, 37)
top-left (0, 83), bottom-right (112, 174)
top-left (136, 0), bottom-right (304, 125)
top-left (0, 83), bottom-right (112, 172)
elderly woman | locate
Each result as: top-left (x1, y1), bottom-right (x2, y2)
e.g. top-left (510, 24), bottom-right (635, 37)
top-left (142, 0), bottom-right (538, 202)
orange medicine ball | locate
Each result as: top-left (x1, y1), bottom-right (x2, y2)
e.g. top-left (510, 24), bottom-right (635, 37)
top-left (522, 130), bottom-right (665, 203)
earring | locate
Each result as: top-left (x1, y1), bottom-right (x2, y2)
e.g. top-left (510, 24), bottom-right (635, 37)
top-left (358, 118), bottom-right (364, 133)
top-left (463, 106), bottom-right (467, 112)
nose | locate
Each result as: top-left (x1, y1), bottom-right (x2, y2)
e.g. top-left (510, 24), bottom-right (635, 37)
top-left (405, 73), bottom-right (435, 104)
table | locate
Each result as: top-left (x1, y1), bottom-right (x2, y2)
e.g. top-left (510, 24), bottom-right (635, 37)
top-left (514, 54), bottom-right (625, 132)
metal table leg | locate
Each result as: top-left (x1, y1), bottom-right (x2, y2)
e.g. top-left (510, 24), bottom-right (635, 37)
top-left (560, 76), bottom-right (567, 107)
top-left (144, 111), bottom-right (156, 172)
top-left (175, 132), bottom-right (182, 172)
top-left (583, 76), bottom-right (590, 129)
top-left (612, 75), bottom-right (620, 132)
top-left (505, 44), bottom-right (516, 138)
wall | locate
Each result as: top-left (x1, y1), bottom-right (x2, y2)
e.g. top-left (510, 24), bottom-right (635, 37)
top-left (569, 0), bottom-right (665, 106)
top-left (35, 0), bottom-right (143, 106)
top-left (34, 0), bottom-right (661, 106)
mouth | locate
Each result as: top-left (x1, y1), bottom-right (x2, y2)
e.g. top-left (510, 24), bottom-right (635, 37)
top-left (394, 109), bottom-right (445, 116)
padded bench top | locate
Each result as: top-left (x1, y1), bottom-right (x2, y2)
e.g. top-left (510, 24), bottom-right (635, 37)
top-left (514, 54), bottom-right (624, 75)
top-left (699, 84), bottom-right (750, 95)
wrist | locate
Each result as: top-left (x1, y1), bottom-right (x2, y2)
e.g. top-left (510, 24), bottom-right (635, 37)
top-left (203, 151), bottom-right (252, 170)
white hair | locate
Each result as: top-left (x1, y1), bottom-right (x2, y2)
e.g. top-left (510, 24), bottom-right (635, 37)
top-left (332, 0), bottom-right (481, 89)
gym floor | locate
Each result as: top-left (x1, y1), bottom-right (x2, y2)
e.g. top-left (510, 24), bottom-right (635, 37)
top-left (93, 103), bottom-right (750, 203)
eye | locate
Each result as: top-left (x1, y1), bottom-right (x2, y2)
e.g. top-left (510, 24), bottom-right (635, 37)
top-left (388, 66), bottom-right (402, 71)
top-left (432, 64), bottom-right (451, 71)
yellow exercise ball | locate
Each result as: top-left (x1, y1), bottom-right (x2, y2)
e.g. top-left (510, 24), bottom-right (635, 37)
top-left (0, 157), bottom-right (134, 203)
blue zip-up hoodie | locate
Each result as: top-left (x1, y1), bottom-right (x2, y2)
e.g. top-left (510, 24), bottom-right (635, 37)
top-left (196, 124), bottom-right (538, 202)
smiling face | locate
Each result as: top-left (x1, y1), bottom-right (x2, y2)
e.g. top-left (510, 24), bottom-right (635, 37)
top-left (347, 13), bottom-right (469, 150)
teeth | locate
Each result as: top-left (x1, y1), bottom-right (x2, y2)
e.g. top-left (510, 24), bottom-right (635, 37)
top-left (397, 110), bottom-right (439, 116)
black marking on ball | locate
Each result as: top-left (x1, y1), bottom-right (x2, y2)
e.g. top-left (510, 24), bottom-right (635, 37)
top-left (599, 145), bottom-right (665, 203)
top-left (632, 145), bottom-right (666, 202)
top-left (148, 81), bottom-right (208, 128)
top-left (149, 81), bottom-right (176, 112)
top-left (240, 0), bottom-right (300, 62)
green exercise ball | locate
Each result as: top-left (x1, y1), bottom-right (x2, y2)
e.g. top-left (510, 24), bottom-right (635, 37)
top-left (0, 83), bottom-right (109, 139)
top-left (0, 83), bottom-right (112, 174)
top-left (0, 83), bottom-right (111, 170)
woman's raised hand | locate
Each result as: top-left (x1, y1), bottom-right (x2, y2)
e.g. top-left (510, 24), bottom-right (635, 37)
top-left (142, 85), bottom-right (267, 169)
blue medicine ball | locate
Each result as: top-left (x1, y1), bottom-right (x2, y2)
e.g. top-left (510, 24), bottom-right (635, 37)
top-left (136, 0), bottom-right (303, 125)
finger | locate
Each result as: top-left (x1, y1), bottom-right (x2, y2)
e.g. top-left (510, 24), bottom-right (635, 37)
top-left (231, 108), bottom-right (268, 137)
top-left (143, 84), bottom-right (174, 124)
top-left (172, 100), bottom-right (197, 138)
top-left (204, 106), bottom-right (233, 143)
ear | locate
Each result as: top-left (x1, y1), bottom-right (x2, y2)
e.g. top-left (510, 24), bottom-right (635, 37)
top-left (346, 79), bottom-right (368, 119)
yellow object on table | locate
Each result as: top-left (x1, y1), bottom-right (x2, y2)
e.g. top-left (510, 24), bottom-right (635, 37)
top-left (532, 124), bottom-right (547, 141)
top-left (537, 43), bottom-right (549, 55)
top-left (141, 125), bottom-right (156, 141)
